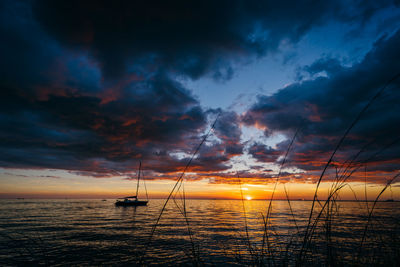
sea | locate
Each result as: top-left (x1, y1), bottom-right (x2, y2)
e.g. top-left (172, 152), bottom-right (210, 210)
top-left (0, 199), bottom-right (399, 266)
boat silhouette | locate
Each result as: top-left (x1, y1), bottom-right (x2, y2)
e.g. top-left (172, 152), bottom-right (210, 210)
top-left (115, 161), bottom-right (148, 206)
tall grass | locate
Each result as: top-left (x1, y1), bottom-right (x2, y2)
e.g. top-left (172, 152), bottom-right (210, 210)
top-left (141, 73), bottom-right (400, 266)
top-left (141, 112), bottom-right (220, 265)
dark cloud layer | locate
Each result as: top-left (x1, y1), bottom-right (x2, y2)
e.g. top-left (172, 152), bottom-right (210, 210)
top-left (1, 0), bottom-right (399, 184)
top-left (32, 0), bottom-right (398, 80)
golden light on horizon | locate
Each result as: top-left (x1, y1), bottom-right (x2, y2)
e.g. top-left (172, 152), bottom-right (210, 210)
top-left (246, 196), bottom-right (252, 200)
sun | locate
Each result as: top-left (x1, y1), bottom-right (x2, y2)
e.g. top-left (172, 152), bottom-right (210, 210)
top-left (246, 196), bottom-right (252, 200)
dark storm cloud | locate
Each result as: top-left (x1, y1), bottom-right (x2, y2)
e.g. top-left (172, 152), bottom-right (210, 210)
top-left (1, 0), bottom-right (399, 181)
top-left (0, 0), bottom-right (215, 175)
top-left (0, 76), bottom-right (211, 174)
top-left (248, 143), bottom-right (280, 163)
top-left (214, 111), bottom-right (244, 157)
top-left (32, 0), bottom-right (398, 80)
top-left (244, 29), bottom-right (400, 181)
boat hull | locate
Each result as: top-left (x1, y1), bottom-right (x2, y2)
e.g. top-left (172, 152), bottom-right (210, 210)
top-left (115, 200), bottom-right (148, 206)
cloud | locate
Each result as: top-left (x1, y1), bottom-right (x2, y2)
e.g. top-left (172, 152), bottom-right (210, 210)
top-left (244, 29), bottom-right (400, 182)
top-left (0, 75), bottom-right (214, 173)
top-left (214, 111), bottom-right (244, 157)
top-left (1, 0), bottom-right (399, 185)
top-left (248, 143), bottom-right (280, 163)
top-left (3, 172), bottom-right (60, 179)
top-left (31, 0), bottom-right (398, 80)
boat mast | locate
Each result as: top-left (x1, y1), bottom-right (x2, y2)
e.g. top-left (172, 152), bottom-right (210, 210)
top-left (136, 160), bottom-right (141, 198)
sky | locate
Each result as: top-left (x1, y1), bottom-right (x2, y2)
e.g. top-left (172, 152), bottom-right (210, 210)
top-left (1, 0), bottom-right (400, 200)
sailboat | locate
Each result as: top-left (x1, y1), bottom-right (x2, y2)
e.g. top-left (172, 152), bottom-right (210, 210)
top-left (115, 161), bottom-right (148, 206)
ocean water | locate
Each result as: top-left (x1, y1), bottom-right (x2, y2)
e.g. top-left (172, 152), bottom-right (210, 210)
top-left (0, 199), bottom-right (399, 266)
